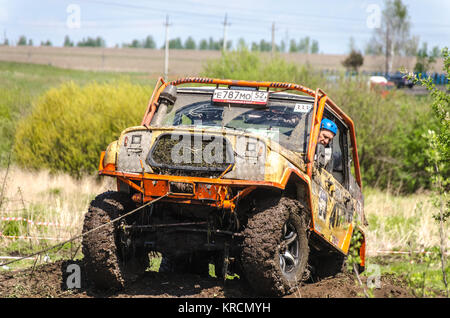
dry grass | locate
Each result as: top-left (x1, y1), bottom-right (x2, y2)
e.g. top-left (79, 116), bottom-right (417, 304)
top-left (364, 188), bottom-right (448, 256)
top-left (0, 167), bottom-right (114, 247)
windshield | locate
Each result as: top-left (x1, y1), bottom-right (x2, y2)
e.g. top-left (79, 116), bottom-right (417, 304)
top-left (161, 92), bottom-right (313, 153)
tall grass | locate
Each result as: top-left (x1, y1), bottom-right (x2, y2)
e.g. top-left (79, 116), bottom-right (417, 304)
top-left (0, 167), bottom-right (115, 263)
top-left (364, 187), bottom-right (448, 255)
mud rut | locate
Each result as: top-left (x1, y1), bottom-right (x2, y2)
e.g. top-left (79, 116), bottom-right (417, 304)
top-left (0, 258), bottom-right (413, 298)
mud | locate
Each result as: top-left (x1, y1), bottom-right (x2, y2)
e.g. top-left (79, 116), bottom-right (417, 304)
top-left (0, 259), bottom-right (413, 298)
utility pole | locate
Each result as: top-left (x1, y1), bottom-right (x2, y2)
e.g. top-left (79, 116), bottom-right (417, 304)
top-left (164, 15), bottom-right (170, 81)
top-left (284, 29), bottom-right (289, 53)
top-left (222, 13), bottom-right (230, 52)
top-left (385, 23), bottom-right (389, 76)
top-left (271, 22), bottom-right (275, 58)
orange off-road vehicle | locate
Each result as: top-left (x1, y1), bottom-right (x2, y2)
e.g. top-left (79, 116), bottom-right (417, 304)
top-left (82, 77), bottom-right (367, 296)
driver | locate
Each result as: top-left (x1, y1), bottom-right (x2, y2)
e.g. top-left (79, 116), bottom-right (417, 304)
top-left (318, 118), bottom-right (337, 146)
top-left (316, 118), bottom-right (338, 171)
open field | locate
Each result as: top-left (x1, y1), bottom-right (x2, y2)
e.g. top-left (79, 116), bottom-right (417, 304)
top-left (0, 46), bottom-right (444, 75)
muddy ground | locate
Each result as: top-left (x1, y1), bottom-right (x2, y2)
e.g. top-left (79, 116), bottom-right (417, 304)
top-left (0, 259), bottom-right (413, 298)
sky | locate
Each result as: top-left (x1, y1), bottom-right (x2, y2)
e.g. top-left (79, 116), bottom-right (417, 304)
top-left (0, 0), bottom-right (449, 54)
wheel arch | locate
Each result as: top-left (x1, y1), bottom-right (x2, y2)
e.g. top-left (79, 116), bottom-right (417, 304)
top-left (282, 169), bottom-right (314, 228)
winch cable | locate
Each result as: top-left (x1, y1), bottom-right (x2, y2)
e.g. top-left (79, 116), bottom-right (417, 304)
top-left (0, 193), bottom-right (170, 268)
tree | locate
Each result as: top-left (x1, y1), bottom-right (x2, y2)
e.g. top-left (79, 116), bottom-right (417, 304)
top-left (64, 35), bottom-right (74, 47)
top-left (184, 36), bottom-right (196, 50)
top-left (77, 36), bottom-right (106, 47)
top-left (366, 0), bottom-right (412, 73)
top-left (289, 39), bottom-right (297, 52)
top-left (168, 37), bottom-right (183, 49)
top-left (17, 35), bottom-right (27, 46)
top-left (414, 42), bottom-right (440, 73)
top-left (288, 37), bottom-right (319, 53)
top-left (143, 35), bottom-right (156, 49)
top-left (311, 40), bottom-right (319, 54)
top-left (199, 39), bottom-right (208, 50)
top-left (404, 35), bottom-right (420, 56)
top-left (130, 39), bottom-right (142, 48)
top-left (40, 40), bottom-right (52, 46)
top-left (259, 39), bottom-right (271, 52)
top-left (297, 36), bottom-right (310, 53)
top-left (342, 50), bottom-right (364, 73)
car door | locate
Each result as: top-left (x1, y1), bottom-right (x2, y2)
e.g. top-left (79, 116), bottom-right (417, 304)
top-left (311, 111), bottom-right (355, 253)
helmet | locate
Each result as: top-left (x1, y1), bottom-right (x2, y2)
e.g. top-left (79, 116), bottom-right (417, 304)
top-left (320, 118), bottom-right (337, 135)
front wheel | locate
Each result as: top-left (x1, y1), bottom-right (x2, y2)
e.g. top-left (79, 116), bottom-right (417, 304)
top-left (241, 197), bottom-right (309, 296)
top-left (82, 191), bottom-right (148, 290)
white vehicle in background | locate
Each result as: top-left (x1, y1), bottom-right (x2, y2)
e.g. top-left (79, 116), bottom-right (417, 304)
top-left (368, 76), bottom-right (395, 95)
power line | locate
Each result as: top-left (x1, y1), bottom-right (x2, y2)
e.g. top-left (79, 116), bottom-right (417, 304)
top-left (82, 0), bottom-right (450, 29)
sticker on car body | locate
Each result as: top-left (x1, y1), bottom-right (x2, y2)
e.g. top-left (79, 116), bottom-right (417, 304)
top-left (318, 188), bottom-right (328, 221)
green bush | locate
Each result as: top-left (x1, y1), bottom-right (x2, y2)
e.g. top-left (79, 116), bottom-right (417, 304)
top-left (14, 81), bottom-right (152, 177)
top-left (201, 50), bottom-right (436, 192)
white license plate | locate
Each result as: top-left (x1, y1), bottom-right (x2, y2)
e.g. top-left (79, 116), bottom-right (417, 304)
top-left (212, 89), bottom-right (268, 105)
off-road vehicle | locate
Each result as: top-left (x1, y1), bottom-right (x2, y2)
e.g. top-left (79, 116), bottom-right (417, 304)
top-left (82, 77), bottom-right (367, 296)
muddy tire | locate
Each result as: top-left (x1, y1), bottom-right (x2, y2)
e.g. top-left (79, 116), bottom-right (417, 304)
top-left (241, 196), bottom-right (309, 296)
top-left (82, 191), bottom-right (147, 290)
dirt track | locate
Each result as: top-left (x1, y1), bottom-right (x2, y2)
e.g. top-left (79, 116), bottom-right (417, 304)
top-left (0, 259), bottom-right (413, 298)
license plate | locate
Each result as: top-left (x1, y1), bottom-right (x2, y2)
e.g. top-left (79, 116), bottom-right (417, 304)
top-left (212, 89), bottom-right (268, 105)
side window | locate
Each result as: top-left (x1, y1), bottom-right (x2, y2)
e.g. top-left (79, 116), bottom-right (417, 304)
top-left (322, 109), bottom-right (347, 186)
top-left (347, 132), bottom-right (362, 196)
top-left (331, 122), bottom-right (345, 185)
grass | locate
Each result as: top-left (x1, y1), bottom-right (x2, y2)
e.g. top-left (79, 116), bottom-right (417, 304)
top-left (362, 187), bottom-right (449, 297)
top-left (365, 254), bottom-right (450, 297)
top-left (363, 187), bottom-right (447, 255)
top-left (0, 167), bottom-right (116, 268)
